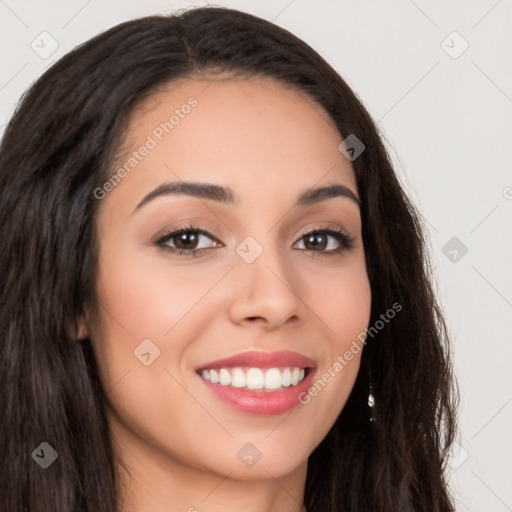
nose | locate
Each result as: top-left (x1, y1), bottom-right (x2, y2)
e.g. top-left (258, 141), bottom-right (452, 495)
top-left (227, 243), bottom-right (304, 330)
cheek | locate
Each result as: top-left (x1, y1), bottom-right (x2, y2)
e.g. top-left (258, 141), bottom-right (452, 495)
top-left (89, 240), bottom-right (232, 400)
top-left (293, 256), bottom-right (371, 443)
top-left (330, 269), bottom-right (371, 352)
top-left (302, 254), bottom-right (372, 347)
top-left (88, 246), bottom-right (226, 471)
top-left (94, 242), bottom-right (223, 340)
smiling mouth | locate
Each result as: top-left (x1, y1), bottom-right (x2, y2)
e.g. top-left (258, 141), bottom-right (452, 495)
top-left (196, 366), bottom-right (310, 392)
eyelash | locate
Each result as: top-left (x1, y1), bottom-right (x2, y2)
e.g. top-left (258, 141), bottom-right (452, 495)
top-left (153, 223), bottom-right (355, 258)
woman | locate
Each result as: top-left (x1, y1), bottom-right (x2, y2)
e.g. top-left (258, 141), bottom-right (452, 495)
top-left (0, 6), bottom-right (458, 511)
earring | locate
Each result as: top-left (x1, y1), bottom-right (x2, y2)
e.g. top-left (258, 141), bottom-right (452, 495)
top-left (368, 385), bottom-right (376, 422)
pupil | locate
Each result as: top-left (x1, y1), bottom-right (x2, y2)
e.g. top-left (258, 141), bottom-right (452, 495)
top-left (176, 232), bottom-right (197, 249)
top-left (307, 233), bottom-right (326, 250)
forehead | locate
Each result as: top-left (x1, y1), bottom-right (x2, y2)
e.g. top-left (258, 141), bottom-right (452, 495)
top-left (107, 75), bottom-right (357, 210)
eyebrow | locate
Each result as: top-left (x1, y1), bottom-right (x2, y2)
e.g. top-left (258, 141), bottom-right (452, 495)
top-left (133, 180), bottom-right (361, 214)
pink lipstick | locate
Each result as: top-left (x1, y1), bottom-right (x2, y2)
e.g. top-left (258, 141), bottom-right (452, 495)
top-left (195, 350), bottom-right (317, 415)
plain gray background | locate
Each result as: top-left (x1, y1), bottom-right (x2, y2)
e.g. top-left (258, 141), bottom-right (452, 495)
top-left (1, 1), bottom-right (511, 510)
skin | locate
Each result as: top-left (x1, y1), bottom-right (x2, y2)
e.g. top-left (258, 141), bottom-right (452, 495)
top-left (79, 75), bottom-right (372, 512)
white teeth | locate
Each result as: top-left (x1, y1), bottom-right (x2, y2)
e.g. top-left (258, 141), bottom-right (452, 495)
top-left (231, 368), bottom-right (246, 388)
top-left (246, 368), bottom-right (264, 390)
top-left (282, 368), bottom-right (292, 387)
top-left (219, 368), bottom-right (231, 386)
top-left (264, 368), bottom-right (283, 390)
top-left (198, 366), bottom-right (308, 391)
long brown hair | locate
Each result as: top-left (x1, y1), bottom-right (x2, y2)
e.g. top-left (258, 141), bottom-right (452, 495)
top-left (0, 6), bottom-right (458, 511)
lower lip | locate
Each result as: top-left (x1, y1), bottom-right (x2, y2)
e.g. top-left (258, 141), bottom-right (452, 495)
top-left (198, 369), bottom-right (316, 415)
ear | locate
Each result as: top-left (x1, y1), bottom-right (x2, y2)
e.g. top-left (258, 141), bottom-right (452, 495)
top-left (77, 309), bottom-right (90, 340)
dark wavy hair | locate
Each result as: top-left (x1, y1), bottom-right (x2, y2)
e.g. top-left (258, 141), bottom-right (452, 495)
top-left (0, 5), bottom-right (458, 511)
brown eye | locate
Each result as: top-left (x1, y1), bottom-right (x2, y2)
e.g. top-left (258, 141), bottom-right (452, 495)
top-left (302, 232), bottom-right (329, 251)
top-left (294, 227), bottom-right (355, 256)
top-left (170, 231), bottom-right (202, 250)
top-left (154, 224), bottom-right (221, 255)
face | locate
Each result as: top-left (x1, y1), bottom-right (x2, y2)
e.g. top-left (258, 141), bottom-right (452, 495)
top-left (82, 76), bottom-right (371, 483)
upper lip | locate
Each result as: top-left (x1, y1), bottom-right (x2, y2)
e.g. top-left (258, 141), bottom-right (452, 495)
top-left (195, 350), bottom-right (317, 371)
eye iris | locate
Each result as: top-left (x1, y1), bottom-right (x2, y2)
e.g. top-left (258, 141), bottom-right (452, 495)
top-left (305, 233), bottom-right (327, 250)
top-left (175, 232), bottom-right (198, 249)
